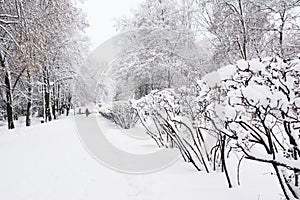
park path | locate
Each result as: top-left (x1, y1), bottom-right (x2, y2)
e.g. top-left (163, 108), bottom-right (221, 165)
top-left (0, 116), bottom-right (280, 200)
top-left (74, 115), bottom-right (179, 174)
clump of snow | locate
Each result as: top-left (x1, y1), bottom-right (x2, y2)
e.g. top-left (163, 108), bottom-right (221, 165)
top-left (217, 64), bottom-right (237, 80)
top-left (241, 85), bottom-right (272, 106)
top-left (236, 59), bottom-right (249, 70)
top-left (248, 59), bottom-right (265, 72)
top-left (202, 71), bottom-right (222, 87)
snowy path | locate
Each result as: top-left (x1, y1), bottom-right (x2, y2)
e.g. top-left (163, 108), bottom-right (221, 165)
top-left (74, 115), bottom-right (179, 173)
top-left (0, 116), bottom-right (281, 200)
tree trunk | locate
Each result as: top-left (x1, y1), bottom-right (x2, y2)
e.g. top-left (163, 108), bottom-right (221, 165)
top-left (43, 66), bottom-right (52, 122)
top-left (45, 90), bottom-right (52, 122)
top-left (26, 100), bottom-right (32, 127)
top-left (278, 18), bottom-right (285, 57)
top-left (238, 0), bottom-right (247, 60)
top-left (52, 85), bottom-right (57, 120)
top-left (26, 69), bottom-right (32, 127)
top-left (277, 4), bottom-right (287, 58)
top-left (1, 53), bottom-right (14, 129)
top-left (66, 95), bottom-right (72, 116)
top-left (57, 84), bottom-right (61, 115)
top-left (5, 92), bottom-right (14, 130)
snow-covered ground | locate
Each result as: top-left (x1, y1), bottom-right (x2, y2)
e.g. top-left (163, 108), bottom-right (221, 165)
top-left (0, 116), bottom-right (282, 200)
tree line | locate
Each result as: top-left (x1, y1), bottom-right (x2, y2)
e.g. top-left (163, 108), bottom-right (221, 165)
top-left (0, 0), bottom-right (88, 129)
top-left (95, 0), bottom-right (300, 103)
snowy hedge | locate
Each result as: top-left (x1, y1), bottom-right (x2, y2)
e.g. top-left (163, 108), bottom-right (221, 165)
top-left (132, 56), bottom-right (300, 199)
top-left (131, 88), bottom-right (216, 172)
top-left (99, 101), bottom-right (138, 129)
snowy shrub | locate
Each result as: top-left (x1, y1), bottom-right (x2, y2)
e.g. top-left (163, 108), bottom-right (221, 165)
top-left (217, 57), bottom-right (300, 199)
top-left (133, 56), bottom-right (300, 199)
top-left (194, 57), bottom-right (300, 198)
top-left (132, 88), bottom-right (218, 173)
top-left (100, 101), bottom-right (138, 129)
top-left (98, 105), bottom-right (114, 121)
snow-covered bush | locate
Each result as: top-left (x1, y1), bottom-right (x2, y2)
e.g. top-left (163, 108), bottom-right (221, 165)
top-left (217, 57), bottom-right (300, 199)
top-left (99, 101), bottom-right (138, 129)
top-left (133, 56), bottom-right (300, 199)
top-left (195, 56), bottom-right (300, 199)
top-left (132, 88), bottom-right (218, 173)
top-left (98, 105), bottom-right (114, 121)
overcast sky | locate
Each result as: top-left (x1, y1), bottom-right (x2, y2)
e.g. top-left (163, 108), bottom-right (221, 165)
top-left (81, 0), bottom-right (141, 51)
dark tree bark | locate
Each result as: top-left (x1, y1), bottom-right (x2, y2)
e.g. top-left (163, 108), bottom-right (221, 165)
top-left (5, 81), bottom-right (14, 130)
top-left (26, 99), bottom-right (32, 126)
top-left (25, 69), bottom-right (32, 127)
top-left (57, 84), bottom-right (61, 115)
top-left (1, 53), bottom-right (15, 129)
top-left (43, 66), bottom-right (52, 122)
top-left (44, 90), bottom-right (52, 122)
top-left (66, 95), bottom-right (72, 116)
top-left (237, 0), bottom-right (247, 60)
top-left (51, 85), bottom-right (57, 120)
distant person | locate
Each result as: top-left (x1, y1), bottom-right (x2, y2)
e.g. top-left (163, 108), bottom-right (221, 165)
top-left (85, 108), bottom-right (90, 117)
top-left (78, 108), bottom-right (82, 114)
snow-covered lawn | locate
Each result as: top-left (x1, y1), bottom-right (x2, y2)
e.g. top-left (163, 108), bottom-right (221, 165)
top-left (0, 116), bottom-right (282, 200)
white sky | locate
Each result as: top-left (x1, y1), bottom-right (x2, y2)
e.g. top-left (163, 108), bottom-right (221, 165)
top-left (81, 0), bottom-right (141, 51)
